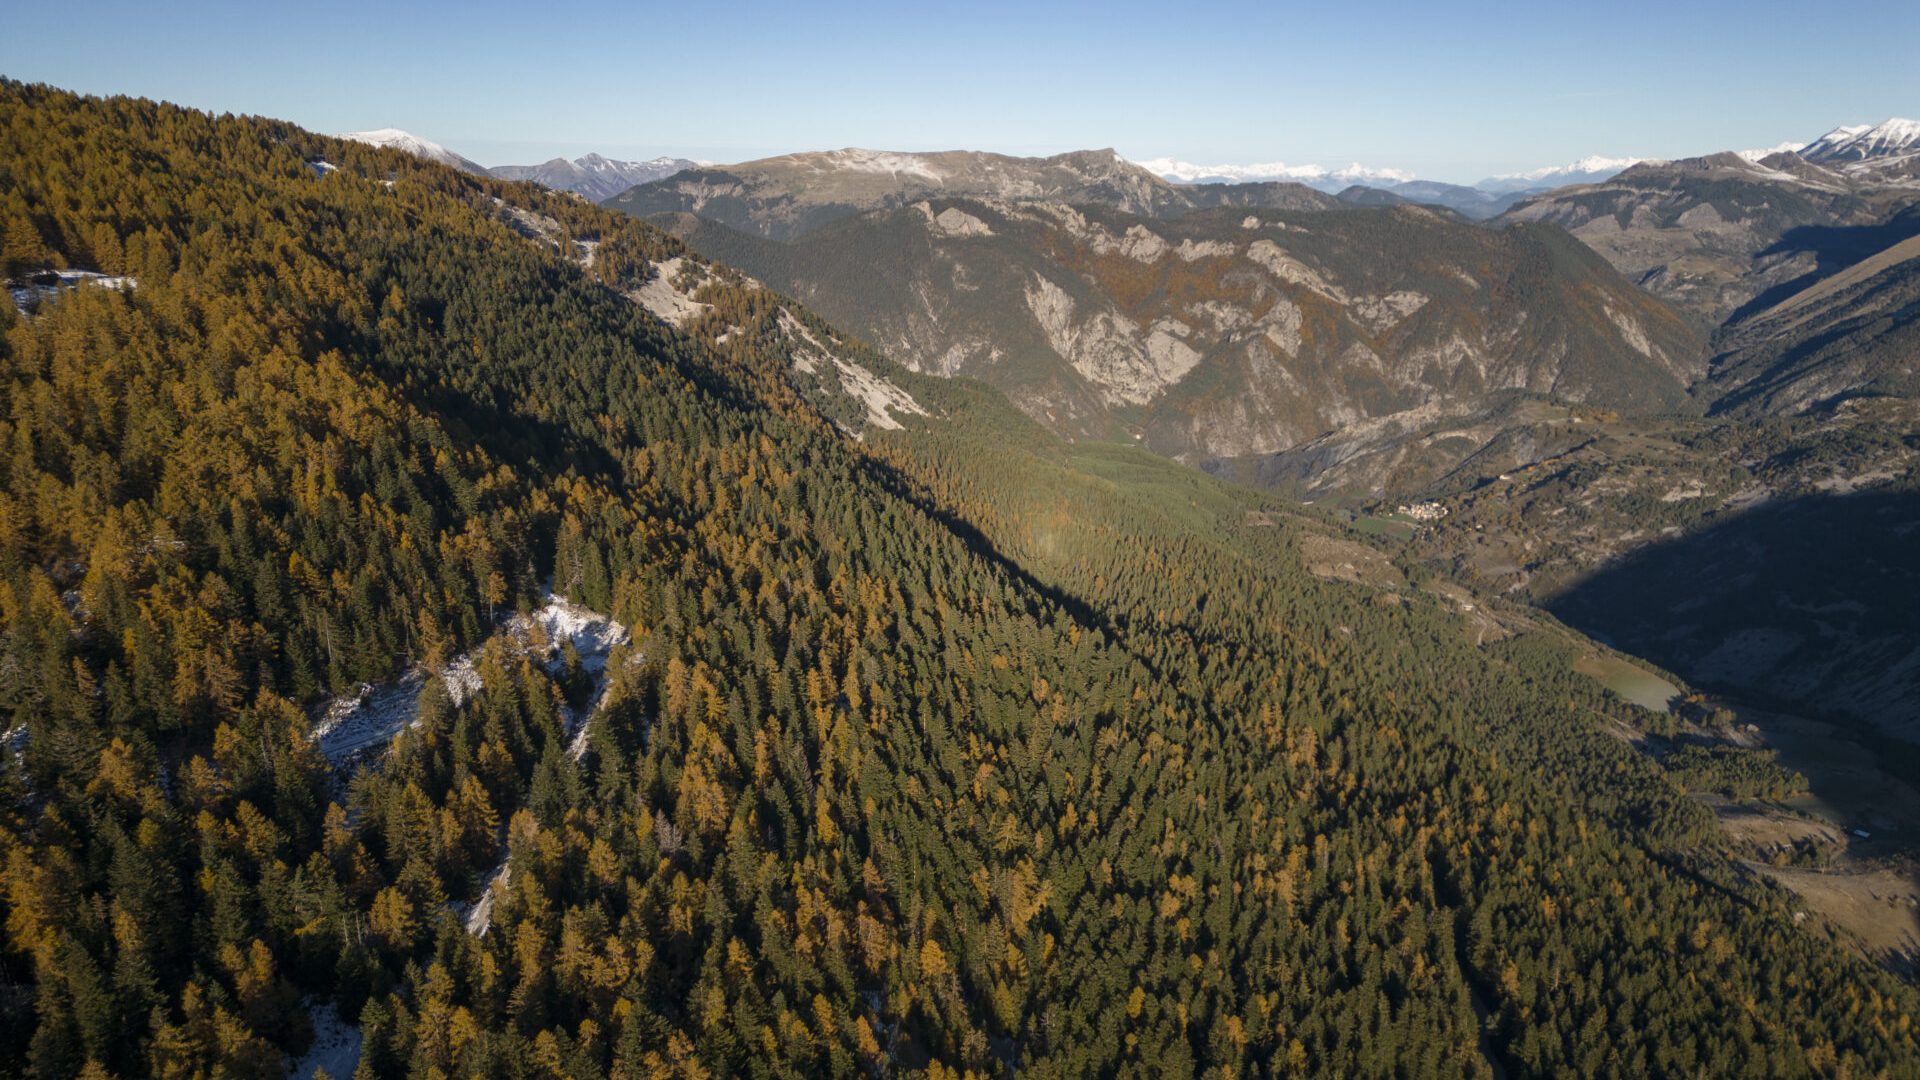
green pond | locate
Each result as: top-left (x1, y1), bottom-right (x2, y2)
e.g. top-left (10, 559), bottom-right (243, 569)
top-left (1574, 654), bottom-right (1681, 713)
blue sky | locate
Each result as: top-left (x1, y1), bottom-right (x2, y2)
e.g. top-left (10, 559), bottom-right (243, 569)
top-left (4, 0), bottom-right (1915, 182)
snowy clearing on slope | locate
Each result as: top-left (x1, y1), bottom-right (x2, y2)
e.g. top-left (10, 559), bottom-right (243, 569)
top-left (286, 1001), bottom-right (362, 1080)
top-left (466, 863), bottom-right (511, 936)
top-left (10, 270), bottom-right (137, 313)
top-left (310, 593), bottom-right (630, 768)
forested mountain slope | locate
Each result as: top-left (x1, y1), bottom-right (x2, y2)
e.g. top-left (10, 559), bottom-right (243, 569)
top-left (2, 81), bottom-right (1918, 1080)
top-left (660, 198), bottom-right (1703, 465)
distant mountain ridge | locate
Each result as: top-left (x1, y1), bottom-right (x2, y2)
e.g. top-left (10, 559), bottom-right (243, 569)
top-left (1477, 155), bottom-right (1646, 193)
top-left (593, 123), bottom-right (1920, 427)
top-left (336, 128), bottom-right (700, 198)
top-left (342, 117), bottom-right (1920, 215)
top-left (1499, 130), bottom-right (1920, 321)
top-left (1135, 156), bottom-right (1415, 189)
top-left (489, 153), bottom-right (701, 201)
top-left (603, 147), bottom-right (1343, 239)
top-left (1335, 180), bottom-right (1531, 220)
top-left (1134, 154), bottom-right (1642, 220)
top-left (1133, 152), bottom-right (1645, 200)
top-left (1801, 118), bottom-right (1920, 165)
top-left (658, 196), bottom-right (1703, 465)
top-left (1133, 119), bottom-right (1920, 217)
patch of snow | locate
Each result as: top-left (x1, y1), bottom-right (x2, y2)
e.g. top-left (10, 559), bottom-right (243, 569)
top-left (532, 596), bottom-right (629, 669)
top-left (487, 154), bottom-right (700, 199)
top-left (1737, 159), bottom-right (1826, 186)
top-left (311, 593), bottom-right (628, 768)
top-left (10, 270), bottom-right (137, 314)
top-left (307, 159), bottom-right (337, 178)
top-left (311, 674), bottom-right (434, 766)
top-left (286, 1001), bottom-right (360, 1080)
top-left (466, 863), bottom-right (510, 936)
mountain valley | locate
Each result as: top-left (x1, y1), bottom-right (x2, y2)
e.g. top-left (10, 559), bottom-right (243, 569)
top-left (656, 196), bottom-right (1702, 460)
top-left (617, 123), bottom-right (1920, 744)
top-left (2, 69), bottom-right (1919, 1080)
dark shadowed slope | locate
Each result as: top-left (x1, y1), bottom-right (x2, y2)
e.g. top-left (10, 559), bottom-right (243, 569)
top-left (1550, 487), bottom-right (1920, 741)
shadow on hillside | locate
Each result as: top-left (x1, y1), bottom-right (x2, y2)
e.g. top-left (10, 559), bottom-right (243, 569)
top-left (1547, 487), bottom-right (1920, 749)
top-left (1725, 213), bottom-right (1920, 327)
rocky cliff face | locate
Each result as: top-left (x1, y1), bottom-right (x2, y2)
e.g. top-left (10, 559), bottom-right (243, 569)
top-left (664, 198), bottom-right (1704, 464)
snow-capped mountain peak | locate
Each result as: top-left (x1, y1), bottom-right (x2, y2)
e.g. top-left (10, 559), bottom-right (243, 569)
top-left (574, 153), bottom-right (688, 173)
top-left (1735, 141), bottom-right (1804, 163)
top-left (1798, 123), bottom-right (1874, 159)
top-left (486, 154), bottom-right (703, 201)
top-left (1799, 118), bottom-right (1920, 163)
top-left (1134, 156), bottom-right (1416, 191)
top-left (1476, 155), bottom-right (1643, 193)
top-left (1515, 155), bottom-right (1644, 182)
top-left (338, 128), bottom-right (487, 174)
